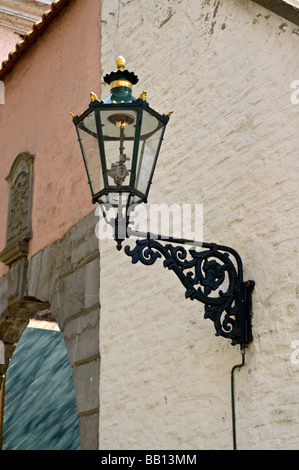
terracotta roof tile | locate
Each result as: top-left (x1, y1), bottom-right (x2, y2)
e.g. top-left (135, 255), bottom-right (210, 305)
top-left (0, 0), bottom-right (72, 81)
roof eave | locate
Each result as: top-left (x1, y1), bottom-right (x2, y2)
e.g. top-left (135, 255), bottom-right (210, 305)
top-left (0, 0), bottom-right (72, 81)
top-left (250, 0), bottom-right (299, 27)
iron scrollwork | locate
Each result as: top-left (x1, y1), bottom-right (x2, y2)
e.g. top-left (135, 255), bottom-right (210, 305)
top-left (124, 238), bottom-right (254, 347)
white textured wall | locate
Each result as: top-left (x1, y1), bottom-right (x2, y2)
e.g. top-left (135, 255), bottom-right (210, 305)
top-left (99, 0), bottom-right (299, 450)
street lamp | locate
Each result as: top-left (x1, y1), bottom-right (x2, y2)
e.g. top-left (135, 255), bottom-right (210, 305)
top-left (72, 56), bottom-right (169, 209)
top-left (71, 57), bottom-right (254, 349)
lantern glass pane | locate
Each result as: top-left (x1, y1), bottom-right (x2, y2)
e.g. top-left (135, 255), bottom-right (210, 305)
top-left (76, 111), bottom-right (103, 196)
top-left (140, 111), bottom-right (163, 138)
top-left (100, 109), bottom-right (137, 139)
top-left (99, 109), bottom-right (138, 189)
top-left (135, 111), bottom-right (165, 196)
top-left (104, 139), bottom-right (134, 188)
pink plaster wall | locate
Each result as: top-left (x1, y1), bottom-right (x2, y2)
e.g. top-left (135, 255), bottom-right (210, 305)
top-left (0, 27), bottom-right (21, 64)
top-left (0, 0), bottom-right (102, 277)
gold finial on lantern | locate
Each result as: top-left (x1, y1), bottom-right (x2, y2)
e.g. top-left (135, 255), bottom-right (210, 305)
top-left (90, 92), bottom-right (98, 102)
top-left (116, 56), bottom-right (126, 71)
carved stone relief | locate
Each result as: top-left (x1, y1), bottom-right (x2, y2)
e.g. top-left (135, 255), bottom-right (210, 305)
top-left (0, 152), bottom-right (34, 267)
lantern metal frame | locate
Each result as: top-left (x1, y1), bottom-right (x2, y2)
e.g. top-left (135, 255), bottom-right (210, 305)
top-left (73, 99), bottom-right (169, 209)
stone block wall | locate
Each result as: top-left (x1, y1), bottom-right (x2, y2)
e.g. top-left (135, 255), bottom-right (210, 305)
top-left (30, 210), bottom-right (100, 450)
top-left (98, 0), bottom-right (299, 450)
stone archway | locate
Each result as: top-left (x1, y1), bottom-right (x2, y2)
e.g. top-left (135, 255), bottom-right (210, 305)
top-left (0, 211), bottom-right (100, 450)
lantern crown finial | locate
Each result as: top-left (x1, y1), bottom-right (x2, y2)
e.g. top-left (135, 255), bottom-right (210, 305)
top-left (116, 56), bottom-right (126, 71)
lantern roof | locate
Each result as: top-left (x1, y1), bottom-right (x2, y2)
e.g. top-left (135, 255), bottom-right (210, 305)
top-left (103, 56), bottom-right (139, 88)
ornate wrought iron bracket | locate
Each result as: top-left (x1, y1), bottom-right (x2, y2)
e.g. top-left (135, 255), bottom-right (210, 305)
top-left (122, 230), bottom-right (254, 348)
